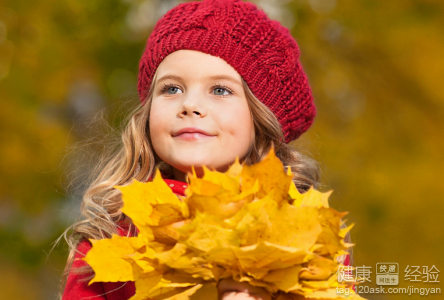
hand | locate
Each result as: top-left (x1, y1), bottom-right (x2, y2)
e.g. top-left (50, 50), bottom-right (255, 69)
top-left (217, 278), bottom-right (272, 300)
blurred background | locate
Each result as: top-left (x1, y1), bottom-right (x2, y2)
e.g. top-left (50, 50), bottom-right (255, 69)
top-left (0, 0), bottom-right (443, 299)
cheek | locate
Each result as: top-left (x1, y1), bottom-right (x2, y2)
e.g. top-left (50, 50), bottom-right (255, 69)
top-left (219, 102), bottom-right (254, 146)
top-left (149, 107), bottom-right (160, 139)
top-left (149, 101), bottom-right (170, 151)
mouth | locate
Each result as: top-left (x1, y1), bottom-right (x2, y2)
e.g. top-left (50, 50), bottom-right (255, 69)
top-left (172, 127), bottom-right (216, 140)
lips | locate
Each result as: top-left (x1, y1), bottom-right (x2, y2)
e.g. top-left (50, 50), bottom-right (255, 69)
top-left (172, 127), bottom-right (216, 140)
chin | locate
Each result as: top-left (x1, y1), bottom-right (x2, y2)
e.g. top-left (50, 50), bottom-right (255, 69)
top-left (161, 144), bottom-right (246, 175)
top-left (175, 156), bottom-right (215, 170)
top-left (171, 154), bottom-right (226, 175)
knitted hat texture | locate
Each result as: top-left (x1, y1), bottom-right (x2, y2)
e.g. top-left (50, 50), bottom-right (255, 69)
top-left (138, 0), bottom-right (316, 142)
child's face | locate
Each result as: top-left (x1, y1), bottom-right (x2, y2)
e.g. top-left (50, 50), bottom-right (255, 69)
top-left (150, 50), bottom-right (254, 180)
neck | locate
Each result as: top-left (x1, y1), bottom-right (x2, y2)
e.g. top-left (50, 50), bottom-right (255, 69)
top-left (172, 167), bottom-right (189, 183)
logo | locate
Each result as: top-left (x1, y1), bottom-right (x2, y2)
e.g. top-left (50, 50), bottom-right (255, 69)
top-left (376, 262), bottom-right (399, 285)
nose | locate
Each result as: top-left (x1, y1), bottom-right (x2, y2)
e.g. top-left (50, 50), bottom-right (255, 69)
top-left (178, 91), bottom-right (208, 118)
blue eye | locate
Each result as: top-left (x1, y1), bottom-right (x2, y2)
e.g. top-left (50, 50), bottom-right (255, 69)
top-left (159, 83), bottom-right (233, 97)
top-left (167, 87), bottom-right (180, 94)
top-left (160, 84), bottom-right (183, 94)
top-left (213, 84), bottom-right (233, 97)
top-left (214, 87), bottom-right (229, 96)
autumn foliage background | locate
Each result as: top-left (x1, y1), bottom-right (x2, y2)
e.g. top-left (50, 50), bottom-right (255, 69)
top-left (0, 0), bottom-right (443, 299)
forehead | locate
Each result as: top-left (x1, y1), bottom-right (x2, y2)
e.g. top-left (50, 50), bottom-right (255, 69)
top-left (155, 50), bottom-right (242, 83)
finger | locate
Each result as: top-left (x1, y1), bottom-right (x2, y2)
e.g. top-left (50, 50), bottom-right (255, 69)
top-left (218, 279), bottom-right (271, 300)
top-left (220, 291), bottom-right (270, 300)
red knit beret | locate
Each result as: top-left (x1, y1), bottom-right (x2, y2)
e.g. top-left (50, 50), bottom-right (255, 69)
top-left (138, 0), bottom-right (316, 142)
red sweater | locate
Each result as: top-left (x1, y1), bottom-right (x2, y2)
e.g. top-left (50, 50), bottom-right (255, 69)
top-left (62, 179), bottom-right (188, 300)
top-left (62, 179), bottom-right (352, 299)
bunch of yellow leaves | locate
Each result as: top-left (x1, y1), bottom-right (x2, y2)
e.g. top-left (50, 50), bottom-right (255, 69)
top-left (84, 149), bottom-right (365, 300)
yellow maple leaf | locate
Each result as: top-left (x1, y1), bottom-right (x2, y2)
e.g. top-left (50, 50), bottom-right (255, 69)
top-left (314, 208), bottom-right (349, 256)
top-left (265, 204), bottom-right (321, 249)
top-left (262, 265), bottom-right (302, 292)
top-left (129, 270), bottom-right (162, 300)
top-left (83, 235), bottom-right (145, 284)
top-left (84, 148), bottom-right (362, 300)
top-left (299, 257), bottom-right (338, 281)
top-left (184, 214), bottom-right (241, 252)
top-left (115, 169), bottom-right (185, 235)
top-left (300, 187), bottom-right (332, 208)
top-left (233, 241), bottom-right (309, 271)
top-left (145, 280), bottom-right (200, 300)
top-left (188, 283), bottom-right (218, 300)
top-left (275, 293), bottom-right (305, 300)
top-left (240, 147), bottom-right (293, 204)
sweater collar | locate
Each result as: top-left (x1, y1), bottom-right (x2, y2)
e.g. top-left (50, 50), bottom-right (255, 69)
top-left (163, 178), bottom-right (188, 196)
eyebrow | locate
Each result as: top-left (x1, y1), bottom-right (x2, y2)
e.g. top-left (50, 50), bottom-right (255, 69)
top-left (156, 74), bottom-right (242, 86)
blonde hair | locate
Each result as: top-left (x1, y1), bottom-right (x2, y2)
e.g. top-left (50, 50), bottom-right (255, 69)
top-left (59, 71), bottom-right (351, 296)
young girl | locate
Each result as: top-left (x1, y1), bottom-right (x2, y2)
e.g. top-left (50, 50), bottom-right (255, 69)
top-left (61, 0), bottom-right (351, 299)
